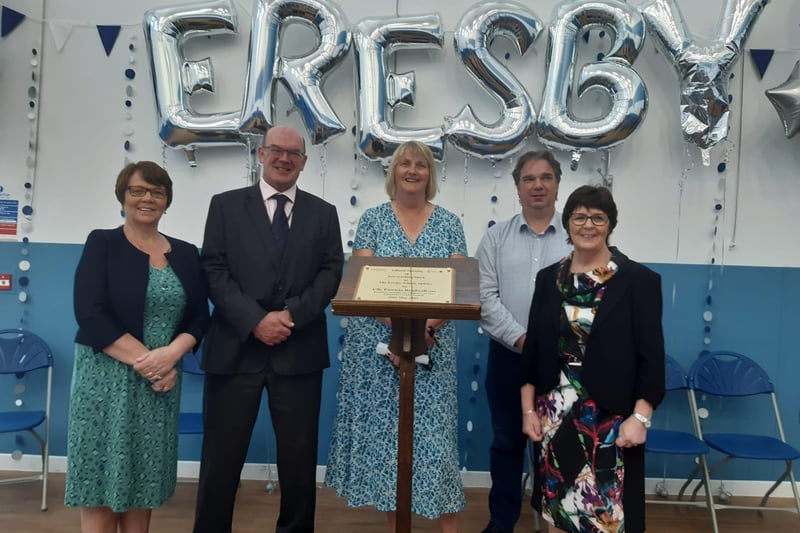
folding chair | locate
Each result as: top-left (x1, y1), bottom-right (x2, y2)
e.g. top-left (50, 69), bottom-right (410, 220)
top-left (178, 350), bottom-right (204, 436)
top-left (0, 329), bottom-right (54, 511)
top-left (645, 355), bottom-right (718, 533)
top-left (687, 350), bottom-right (800, 514)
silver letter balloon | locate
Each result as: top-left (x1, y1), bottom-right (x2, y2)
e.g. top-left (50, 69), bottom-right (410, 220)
top-left (641, 0), bottom-right (770, 163)
top-left (353, 14), bottom-right (445, 164)
top-left (445, 1), bottom-right (543, 160)
top-left (536, 0), bottom-right (648, 170)
top-left (239, 0), bottom-right (351, 145)
top-left (144, 0), bottom-right (242, 165)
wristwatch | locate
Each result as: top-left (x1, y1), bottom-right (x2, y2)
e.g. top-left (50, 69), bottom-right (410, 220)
top-left (633, 412), bottom-right (652, 429)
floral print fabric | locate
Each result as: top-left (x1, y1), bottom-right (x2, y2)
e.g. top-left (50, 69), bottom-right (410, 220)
top-left (325, 202), bottom-right (467, 519)
top-left (535, 256), bottom-right (625, 533)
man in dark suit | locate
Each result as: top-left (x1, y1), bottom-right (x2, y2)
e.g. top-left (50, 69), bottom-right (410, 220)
top-left (193, 124), bottom-right (344, 533)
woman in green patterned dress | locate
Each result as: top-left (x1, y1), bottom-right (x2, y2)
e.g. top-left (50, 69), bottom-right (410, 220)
top-left (66, 162), bottom-right (209, 532)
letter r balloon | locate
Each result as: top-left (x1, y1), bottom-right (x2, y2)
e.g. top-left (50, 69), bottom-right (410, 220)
top-left (239, 0), bottom-right (351, 144)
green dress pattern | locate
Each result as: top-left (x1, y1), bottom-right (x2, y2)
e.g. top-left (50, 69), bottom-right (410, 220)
top-left (65, 265), bottom-right (186, 511)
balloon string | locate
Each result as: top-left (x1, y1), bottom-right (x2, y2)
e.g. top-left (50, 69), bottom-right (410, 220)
top-left (675, 144), bottom-right (691, 262)
top-left (319, 141), bottom-right (328, 198)
top-left (729, 59), bottom-right (746, 250)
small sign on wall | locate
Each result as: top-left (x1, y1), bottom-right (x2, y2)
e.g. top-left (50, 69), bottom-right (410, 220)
top-left (0, 274), bottom-right (11, 291)
top-left (0, 199), bottom-right (19, 238)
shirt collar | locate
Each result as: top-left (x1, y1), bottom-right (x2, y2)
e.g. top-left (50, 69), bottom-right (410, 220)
top-left (517, 211), bottom-right (561, 236)
top-left (259, 179), bottom-right (297, 204)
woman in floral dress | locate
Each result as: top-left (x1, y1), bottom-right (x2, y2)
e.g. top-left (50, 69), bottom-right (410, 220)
top-left (326, 141), bottom-right (467, 532)
top-left (521, 185), bottom-right (665, 533)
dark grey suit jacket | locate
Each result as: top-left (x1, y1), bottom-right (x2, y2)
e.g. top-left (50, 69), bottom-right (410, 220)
top-left (200, 184), bottom-right (343, 375)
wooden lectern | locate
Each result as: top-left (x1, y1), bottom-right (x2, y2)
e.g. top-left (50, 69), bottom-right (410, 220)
top-left (331, 256), bottom-right (481, 533)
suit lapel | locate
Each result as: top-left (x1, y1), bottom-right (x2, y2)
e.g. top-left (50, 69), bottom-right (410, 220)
top-left (284, 189), bottom-right (309, 262)
top-left (244, 185), bottom-right (283, 270)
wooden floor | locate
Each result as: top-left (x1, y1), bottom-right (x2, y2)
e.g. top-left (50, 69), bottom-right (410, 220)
top-left (0, 472), bottom-right (797, 532)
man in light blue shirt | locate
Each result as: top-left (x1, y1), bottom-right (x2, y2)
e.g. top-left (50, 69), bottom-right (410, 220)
top-left (476, 150), bottom-right (572, 533)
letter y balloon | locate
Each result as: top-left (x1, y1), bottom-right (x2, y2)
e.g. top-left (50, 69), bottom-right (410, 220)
top-left (641, 0), bottom-right (770, 164)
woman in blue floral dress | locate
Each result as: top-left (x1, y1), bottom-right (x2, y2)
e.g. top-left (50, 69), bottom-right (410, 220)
top-left (66, 162), bottom-right (209, 532)
top-left (521, 186), bottom-right (665, 533)
top-left (326, 141), bottom-right (467, 532)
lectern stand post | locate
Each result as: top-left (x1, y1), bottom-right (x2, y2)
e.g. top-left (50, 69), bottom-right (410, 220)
top-left (331, 256), bottom-right (480, 533)
top-left (389, 317), bottom-right (428, 532)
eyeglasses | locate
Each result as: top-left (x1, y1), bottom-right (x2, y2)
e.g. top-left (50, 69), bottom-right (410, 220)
top-left (127, 186), bottom-right (167, 200)
top-left (569, 213), bottom-right (609, 226)
top-left (262, 145), bottom-right (305, 160)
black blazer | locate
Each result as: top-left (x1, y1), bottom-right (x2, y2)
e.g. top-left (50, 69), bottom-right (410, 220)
top-left (74, 227), bottom-right (210, 353)
top-left (522, 251), bottom-right (665, 415)
top-left (200, 184), bottom-right (343, 375)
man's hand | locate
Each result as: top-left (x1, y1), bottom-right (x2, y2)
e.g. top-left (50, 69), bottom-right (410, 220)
top-left (253, 309), bottom-right (295, 346)
top-left (514, 333), bottom-right (527, 351)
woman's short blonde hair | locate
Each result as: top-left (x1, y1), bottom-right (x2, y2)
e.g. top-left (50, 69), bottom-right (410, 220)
top-left (384, 141), bottom-right (438, 201)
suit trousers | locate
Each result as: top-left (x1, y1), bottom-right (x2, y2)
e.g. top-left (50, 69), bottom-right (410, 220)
top-left (484, 340), bottom-right (529, 532)
top-left (193, 363), bottom-right (323, 533)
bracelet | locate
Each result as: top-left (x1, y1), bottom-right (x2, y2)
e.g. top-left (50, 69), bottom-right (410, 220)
top-left (523, 408), bottom-right (535, 416)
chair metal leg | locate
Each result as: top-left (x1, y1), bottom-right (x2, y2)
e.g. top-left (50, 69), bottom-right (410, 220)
top-left (698, 455), bottom-right (719, 533)
top-left (788, 466), bottom-right (800, 514)
top-left (677, 463), bottom-right (702, 500)
top-left (759, 464), bottom-right (791, 508)
top-left (759, 460), bottom-right (800, 513)
top-left (41, 440), bottom-right (48, 511)
top-left (27, 428), bottom-right (48, 511)
top-left (693, 456), bottom-right (735, 500)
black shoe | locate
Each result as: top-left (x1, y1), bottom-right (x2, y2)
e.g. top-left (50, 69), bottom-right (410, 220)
top-left (480, 523), bottom-right (511, 533)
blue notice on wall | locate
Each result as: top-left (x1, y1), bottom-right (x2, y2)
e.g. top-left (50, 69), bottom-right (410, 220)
top-left (0, 199), bottom-right (19, 237)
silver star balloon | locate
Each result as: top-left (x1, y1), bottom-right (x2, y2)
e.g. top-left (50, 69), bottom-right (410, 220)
top-left (765, 60), bottom-right (800, 138)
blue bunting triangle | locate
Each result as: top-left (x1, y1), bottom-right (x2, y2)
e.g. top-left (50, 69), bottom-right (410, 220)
top-left (1, 6), bottom-right (26, 37)
top-left (750, 49), bottom-right (774, 80)
top-left (97, 25), bottom-right (121, 56)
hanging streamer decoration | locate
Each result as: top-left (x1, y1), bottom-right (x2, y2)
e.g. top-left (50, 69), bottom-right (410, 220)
top-left (97, 25), bottom-right (121, 56)
top-left (122, 37), bottom-right (137, 174)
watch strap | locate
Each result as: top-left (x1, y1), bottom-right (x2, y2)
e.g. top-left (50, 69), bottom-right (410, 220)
top-left (633, 412), bottom-right (651, 428)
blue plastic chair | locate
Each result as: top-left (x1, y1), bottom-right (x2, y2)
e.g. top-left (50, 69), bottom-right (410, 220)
top-left (645, 355), bottom-right (718, 533)
top-left (178, 350), bottom-right (204, 436)
top-left (688, 350), bottom-right (800, 514)
top-left (0, 329), bottom-right (54, 511)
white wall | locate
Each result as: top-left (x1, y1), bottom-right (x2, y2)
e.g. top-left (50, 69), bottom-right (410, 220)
top-left (1, 0), bottom-right (798, 266)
